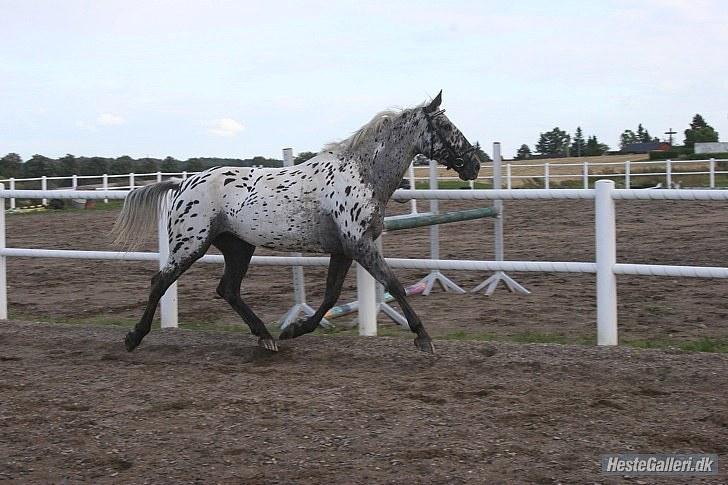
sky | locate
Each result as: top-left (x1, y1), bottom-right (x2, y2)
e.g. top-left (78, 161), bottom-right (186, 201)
top-left (2, 0), bottom-right (727, 161)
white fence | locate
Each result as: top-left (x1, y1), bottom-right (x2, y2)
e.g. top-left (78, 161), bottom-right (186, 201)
top-left (3, 158), bottom-right (727, 210)
top-left (494, 158), bottom-right (727, 189)
top-left (2, 180), bottom-right (728, 346)
top-left (413, 158), bottom-right (727, 189)
top-left (0, 171), bottom-right (189, 209)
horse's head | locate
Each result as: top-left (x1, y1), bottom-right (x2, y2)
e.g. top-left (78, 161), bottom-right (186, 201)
top-left (418, 91), bottom-right (481, 181)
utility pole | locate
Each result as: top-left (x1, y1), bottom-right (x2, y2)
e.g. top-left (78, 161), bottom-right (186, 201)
top-left (664, 128), bottom-right (677, 146)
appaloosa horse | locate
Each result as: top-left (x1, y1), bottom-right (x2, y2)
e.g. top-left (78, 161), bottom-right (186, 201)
top-left (112, 91), bottom-right (481, 353)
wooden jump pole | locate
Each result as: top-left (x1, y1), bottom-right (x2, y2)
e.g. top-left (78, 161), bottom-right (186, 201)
top-left (384, 206), bottom-right (497, 232)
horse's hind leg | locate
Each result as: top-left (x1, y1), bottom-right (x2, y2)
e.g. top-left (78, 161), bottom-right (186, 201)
top-left (212, 233), bottom-right (277, 351)
top-left (125, 246), bottom-right (208, 351)
top-left (279, 253), bottom-right (353, 340)
top-left (352, 239), bottom-right (434, 353)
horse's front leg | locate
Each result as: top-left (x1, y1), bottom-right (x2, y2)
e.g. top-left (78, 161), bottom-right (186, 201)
top-left (279, 253), bottom-right (353, 340)
top-left (351, 238), bottom-right (434, 353)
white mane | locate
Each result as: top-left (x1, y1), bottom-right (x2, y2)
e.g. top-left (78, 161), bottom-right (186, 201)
top-left (324, 106), bottom-right (419, 153)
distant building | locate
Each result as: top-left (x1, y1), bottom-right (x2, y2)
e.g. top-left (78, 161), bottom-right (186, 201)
top-left (695, 142), bottom-right (728, 154)
top-left (621, 142), bottom-right (671, 154)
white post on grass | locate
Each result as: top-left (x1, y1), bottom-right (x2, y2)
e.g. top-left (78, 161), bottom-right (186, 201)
top-left (41, 176), bottom-right (47, 205)
top-left (158, 198), bottom-right (178, 328)
top-left (582, 161), bottom-right (589, 189)
top-left (102, 174), bottom-right (109, 203)
top-left (71, 174), bottom-right (78, 191)
top-left (506, 163), bottom-right (512, 189)
top-left (709, 158), bottom-right (715, 188)
top-left (666, 160), bottom-right (672, 188)
top-left (624, 161), bottom-right (631, 189)
top-left (129, 173), bottom-right (135, 190)
top-left (595, 180), bottom-right (617, 345)
top-left (156, 171), bottom-right (163, 183)
top-left (0, 184), bottom-right (6, 319)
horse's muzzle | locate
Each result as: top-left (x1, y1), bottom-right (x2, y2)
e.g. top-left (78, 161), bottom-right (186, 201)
top-left (458, 162), bottom-right (480, 181)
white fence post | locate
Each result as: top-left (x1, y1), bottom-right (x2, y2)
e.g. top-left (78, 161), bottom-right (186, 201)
top-left (595, 180), bottom-right (617, 345)
top-left (471, 142), bottom-right (529, 296)
top-left (544, 162), bottom-right (550, 189)
top-left (506, 163), bottom-right (512, 189)
top-left (182, 171), bottom-right (188, 180)
top-left (408, 161), bottom-right (417, 214)
top-left (357, 263), bottom-right (377, 336)
top-left (709, 158), bottom-right (715, 188)
top-left (278, 147), bottom-right (326, 329)
top-left (71, 174), bottom-right (78, 191)
top-left (156, 171), bottom-right (162, 183)
top-left (429, 157), bottom-right (440, 260)
top-left (102, 174), bottom-right (108, 203)
top-left (666, 159), bottom-right (672, 188)
top-left (625, 161), bottom-right (631, 189)
top-left (493, 143), bottom-right (504, 262)
top-left (41, 176), bottom-right (47, 205)
top-left (158, 198), bottom-right (178, 328)
top-left (582, 161), bottom-right (589, 189)
top-left (129, 173), bottom-right (135, 190)
top-left (8, 179), bottom-right (15, 210)
top-left (0, 183), bottom-right (6, 319)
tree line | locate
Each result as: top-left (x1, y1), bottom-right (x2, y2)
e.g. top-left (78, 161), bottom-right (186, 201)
top-left (2, 114), bottom-right (720, 176)
top-left (515, 113), bottom-right (719, 159)
top-left (0, 154), bottom-right (283, 179)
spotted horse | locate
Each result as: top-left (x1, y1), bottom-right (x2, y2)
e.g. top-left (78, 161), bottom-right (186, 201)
top-left (112, 91), bottom-right (481, 353)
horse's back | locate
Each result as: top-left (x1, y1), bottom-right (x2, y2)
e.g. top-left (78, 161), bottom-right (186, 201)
top-left (167, 159), bottom-right (375, 254)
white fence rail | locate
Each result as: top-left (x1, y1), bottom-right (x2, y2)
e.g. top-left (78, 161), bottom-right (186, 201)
top-left (1, 180), bottom-right (728, 345)
top-left (3, 158), bottom-right (727, 210)
top-left (1, 170), bottom-right (226, 209)
top-left (410, 158), bottom-right (727, 189)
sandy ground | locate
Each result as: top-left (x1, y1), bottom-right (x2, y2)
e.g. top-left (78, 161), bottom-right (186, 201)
top-left (2, 196), bottom-right (727, 483)
top-left (1, 320), bottom-right (727, 484)
top-left (6, 198), bottom-right (728, 343)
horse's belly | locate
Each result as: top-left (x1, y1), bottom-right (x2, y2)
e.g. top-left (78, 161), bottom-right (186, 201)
top-left (226, 204), bottom-right (327, 252)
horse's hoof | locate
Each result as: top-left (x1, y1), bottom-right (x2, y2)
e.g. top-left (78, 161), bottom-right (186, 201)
top-left (279, 319), bottom-right (306, 340)
top-left (414, 337), bottom-right (435, 353)
top-left (278, 325), bottom-right (296, 340)
top-left (125, 331), bottom-right (140, 352)
top-left (259, 337), bottom-right (279, 352)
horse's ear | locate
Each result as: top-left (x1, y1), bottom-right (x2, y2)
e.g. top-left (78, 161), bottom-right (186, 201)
top-left (423, 90), bottom-right (443, 113)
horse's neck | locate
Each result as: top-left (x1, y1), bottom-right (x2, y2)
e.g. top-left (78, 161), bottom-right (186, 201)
top-left (350, 117), bottom-right (425, 204)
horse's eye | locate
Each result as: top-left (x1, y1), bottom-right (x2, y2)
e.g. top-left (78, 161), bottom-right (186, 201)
top-left (454, 158), bottom-right (464, 168)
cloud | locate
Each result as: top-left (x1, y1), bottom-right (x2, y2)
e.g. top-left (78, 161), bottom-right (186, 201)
top-left (207, 118), bottom-right (245, 137)
top-left (76, 120), bottom-right (97, 131)
top-left (96, 113), bottom-right (125, 126)
top-left (77, 113), bottom-right (126, 131)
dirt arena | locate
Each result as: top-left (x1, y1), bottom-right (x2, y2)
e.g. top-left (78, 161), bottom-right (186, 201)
top-left (7, 197), bottom-right (728, 343)
top-left (2, 197), bottom-right (728, 482)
